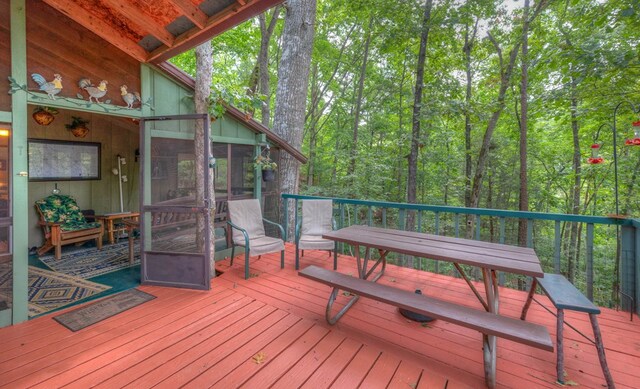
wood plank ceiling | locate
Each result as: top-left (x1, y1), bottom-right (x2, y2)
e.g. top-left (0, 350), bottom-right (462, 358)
top-left (41, 0), bottom-right (282, 63)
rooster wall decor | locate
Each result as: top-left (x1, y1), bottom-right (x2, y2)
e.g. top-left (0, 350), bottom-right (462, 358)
top-left (120, 85), bottom-right (141, 109)
top-left (31, 73), bottom-right (63, 100)
top-left (78, 78), bottom-right (108, 103)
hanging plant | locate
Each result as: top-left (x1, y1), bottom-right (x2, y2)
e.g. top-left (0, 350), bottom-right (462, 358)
top-left (254, 152), bottom-right (277, 182)
top-left (32, 106), bottom-right (58, 126)
top-left (65, 116), bottom-right (90, 138)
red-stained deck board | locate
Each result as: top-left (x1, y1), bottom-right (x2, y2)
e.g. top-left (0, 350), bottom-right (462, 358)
top-left (208, 317), bottom-right (317, 389)
top-left (35, 293), bottom-right (252, 389)
top-left (330, 344), bottom-right (381, 388)
top-left (0, 287), bottom-right (200, 385)
top-left (270, 330), bottom-right (347, 389)
top-left (359, 350), bottom-right (401, 388)
top-left (387, 360), bottom-right (424, 389)
top-left (0, 286), bottom-right (186, 363)
top-left (97, 302), bottom-right (277, 388)
top-left (160, 313), bottom-right (307, 388)
top-left (299, 338), bottom-right (364, 388)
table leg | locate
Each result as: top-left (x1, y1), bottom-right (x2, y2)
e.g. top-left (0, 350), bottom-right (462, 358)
top-left (354, 245), bottom-right (363, 279)
top-left (482, 268), bottom-right (499, 389)
top-left (107, 219), bottom-right (115, 245)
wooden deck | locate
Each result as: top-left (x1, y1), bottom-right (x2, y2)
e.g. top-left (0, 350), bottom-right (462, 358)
top-left (1, 244), bottom-right (638, 388)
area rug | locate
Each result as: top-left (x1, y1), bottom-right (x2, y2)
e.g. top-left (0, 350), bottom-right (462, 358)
top-left (0, 266), bottom-right (110, 318)
top-left (39, 241), bottom-right (140, 279)
top-left (54, 289), bottom-right (155, 332)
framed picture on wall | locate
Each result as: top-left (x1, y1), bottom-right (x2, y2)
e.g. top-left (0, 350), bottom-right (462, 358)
top-left (28, 139), bottom-right (101, 181)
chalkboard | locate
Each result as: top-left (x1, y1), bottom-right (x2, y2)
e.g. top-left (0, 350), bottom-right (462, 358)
top-left (28, 139), bottom-right (101, 181)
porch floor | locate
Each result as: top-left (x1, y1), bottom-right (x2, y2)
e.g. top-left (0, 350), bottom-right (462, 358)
top-left (0, 244), bottom-right (638, 388)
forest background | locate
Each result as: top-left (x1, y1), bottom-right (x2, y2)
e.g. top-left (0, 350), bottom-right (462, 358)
top-left (172, 0), bottom-right (640, 306)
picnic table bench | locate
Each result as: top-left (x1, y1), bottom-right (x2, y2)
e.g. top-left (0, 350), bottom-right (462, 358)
top-left (309, 225), bottom-right (553, 388)
top-left (521, 273), bottom-right (615, 388)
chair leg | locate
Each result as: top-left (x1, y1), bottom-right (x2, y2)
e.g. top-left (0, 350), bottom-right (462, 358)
top-left (230, 245), bottom-right (235, 266)
top-left (295, 242), bottom-right (300, 270)
top-left (589, 314), bottom-right (615, 388)
top-left (244, 248), bottom-right (250, 280)
top-left (54, 244), bottom-right (62, 260)
top-left (280, 250), bottom-right (284, 269)
top-left (556, 309), bottom-right (564, 384)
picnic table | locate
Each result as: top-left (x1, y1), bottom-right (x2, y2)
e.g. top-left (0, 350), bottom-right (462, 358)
top-left (307, 225), bottom-right (549, 388)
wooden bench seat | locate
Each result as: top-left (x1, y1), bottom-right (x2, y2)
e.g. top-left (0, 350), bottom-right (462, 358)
top-left (300, 265), bottom-right (553, 388)
top-left (521, 273), bottom-right (614, 388)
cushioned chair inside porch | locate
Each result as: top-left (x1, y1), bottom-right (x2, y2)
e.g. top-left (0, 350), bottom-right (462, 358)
top-left (227, 199), bottom-right (285, 279)
top-left (295, 199), bottom-right (337, 270)
top-left (35, 194), bottom-right (103, 260)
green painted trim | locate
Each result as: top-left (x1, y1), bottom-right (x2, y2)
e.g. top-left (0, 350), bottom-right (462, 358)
top-left (254, 144), bottom-right (261, 201)
top-left (0, 309), bottom-right (11, 327)
top-left (10, 0), bottom-right (29, 325)
top-left (25, 94), bottom-right (142, 118)
top-left (212, 136), bottom-right (257, 146)
top-left (140, 64), bottom-right (154, 118)
top-left (150, 129), bottom-right (195, 140)
top-left (281, 194), bottom-right (633, 226)
top-left (0, 112), bottom-right (11, 122)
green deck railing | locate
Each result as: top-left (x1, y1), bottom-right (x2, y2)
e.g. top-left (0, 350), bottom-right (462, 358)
top-left (281, 194), bottom-right (639, 314)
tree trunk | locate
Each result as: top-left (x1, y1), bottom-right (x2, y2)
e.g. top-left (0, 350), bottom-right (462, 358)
top-left (517, 0), bottom-right (530, 247)
top-left (258, 7), bottom-right (281, 126)
top-left (463, 18), bottom-right (478, 235)
top-left (194, 42), bottom-right (215, 276)
top-left (406, 0), bottom-right (433, 230)
top-left (347, 16), bottom-right (374, 181)
top-left (568, 71), bottom-right (581, 282)
top-left (273, 0), bottom-right (317, 238)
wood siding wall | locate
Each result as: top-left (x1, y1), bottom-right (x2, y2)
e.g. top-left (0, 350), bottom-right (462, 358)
top-left (25, 0), bottom-right (140, 110)
top-left (0, 0), bottom-right (11, 112)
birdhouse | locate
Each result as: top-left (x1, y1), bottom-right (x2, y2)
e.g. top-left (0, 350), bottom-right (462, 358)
top-left (587, 144), bottom-right (604, 165)
top-left (625, 120), bottom-right (640, 146)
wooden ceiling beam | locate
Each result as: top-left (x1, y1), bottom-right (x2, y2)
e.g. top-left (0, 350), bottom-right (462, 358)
top-left (149, 0), bottom-right (283, 63)
top-left (100, 0), bottom-right (175, 47)
top-left (169, 0), bottom-right (208, 29)
top-left (43, 0), bottom-right (149, 62)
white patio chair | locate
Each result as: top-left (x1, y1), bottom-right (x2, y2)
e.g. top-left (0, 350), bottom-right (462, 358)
top-left (295, 199), bottom-right (337, 270)
top-left (227, 199), bottom-right (285, 279)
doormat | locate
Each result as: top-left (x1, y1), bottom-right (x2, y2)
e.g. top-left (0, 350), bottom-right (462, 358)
top-left (54, 288), bottom-right (156, 332)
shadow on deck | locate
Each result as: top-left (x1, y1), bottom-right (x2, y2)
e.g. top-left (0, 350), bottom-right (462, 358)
top-left (0, 243), bottom-right (637, 388)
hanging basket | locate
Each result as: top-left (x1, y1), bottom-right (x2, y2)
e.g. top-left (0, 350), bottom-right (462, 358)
top-left (32, 107), bottom-right (58, 126)
top-left (70, 125), bottom-right (89, 138)
top-left (262, 169), bottom-right (276, 182)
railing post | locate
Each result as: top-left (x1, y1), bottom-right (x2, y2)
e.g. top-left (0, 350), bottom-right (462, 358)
top-left (283, 197), bottom-right (289, 242)
top-left (586, 223), bottom-right (594, 301)
top-left (554, 221), bottom-right (561, 274)
top-left (620, 223), bottom-right (638, 314)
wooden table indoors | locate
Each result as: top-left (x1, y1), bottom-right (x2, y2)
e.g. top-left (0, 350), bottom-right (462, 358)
top-left (96, 212), bottom-right (140, 245)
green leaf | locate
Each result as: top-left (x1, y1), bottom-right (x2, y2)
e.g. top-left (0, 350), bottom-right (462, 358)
top-left (76, 93), bottom-right (84, 99)
top-left (105, 99), bottom-right (111, 104)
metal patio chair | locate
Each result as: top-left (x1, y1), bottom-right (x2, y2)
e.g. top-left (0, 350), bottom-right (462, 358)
top-left (295, 199), bottom-right (337, 270)
top-left (227, 199), bottom-right (285, 279)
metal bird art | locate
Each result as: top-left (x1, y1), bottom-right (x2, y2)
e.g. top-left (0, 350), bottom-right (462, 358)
top-left (31, 73), bottom-right (63, 99)
top-left (78, 78), bottom-right (108, 103)
top-left (120, 85), bottom-right (141, 109)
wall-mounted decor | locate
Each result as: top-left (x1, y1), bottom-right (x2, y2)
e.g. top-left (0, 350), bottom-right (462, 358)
top-left (30, 73), bottom-right (62, 100)
top-left (79, 78), bottom-right (108, 103)
top-left (65, 116), bottom-right (90, 138)
top-left (28, 139), bottom-right (101, 181)
top-left (120, 85), bottom-right (141, 109)
top-left (32, 106), bottom-right (58, 126)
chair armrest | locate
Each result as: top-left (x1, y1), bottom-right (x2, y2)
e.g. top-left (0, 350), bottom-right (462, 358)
top-left (38, 221), bottom-right (61, 227)
top-left (227, 220), bottom-right (250, 247)
top-left (295, 220), bottom-right (302, 243)
top-left (263, 218), bottom-right (286, 241)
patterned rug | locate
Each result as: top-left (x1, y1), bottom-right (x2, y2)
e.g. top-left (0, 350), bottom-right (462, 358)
top-left (0, 266), bottom-right (110, 318)
top-left (40, 241), bottom-right (140, 279)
